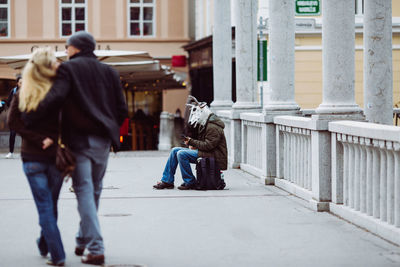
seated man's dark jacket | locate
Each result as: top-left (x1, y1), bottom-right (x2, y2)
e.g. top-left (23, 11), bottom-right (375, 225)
top-left (188, 114), bottom-right (228, 170)
top-left (23, 50), bottom-right (128, 150)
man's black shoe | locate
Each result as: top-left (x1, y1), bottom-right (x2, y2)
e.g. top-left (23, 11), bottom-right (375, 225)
top-left (81, 254), bottom-right (104, 265)
top-left (153, 181), bottom-right (174, 189)
top-left (178, 183), bottom-right (196, 190)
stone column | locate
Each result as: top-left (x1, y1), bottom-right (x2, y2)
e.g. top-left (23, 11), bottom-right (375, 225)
top-left (228, 0), bottom-right (259, 169)
top-left (309, 0), bottom-right (363, 211)
top-left (195, 0), bottom-right (204, 40)
top-left (211, 0), bottom-right (233, 111)
top-left (364, 0), bottom-right (393, 125)
top-left (232, 0), bottom-right (258, 110)
top-left (316, 0), bottom-right (362, 114)
top-left (264, 0), bottom-right (299, 111)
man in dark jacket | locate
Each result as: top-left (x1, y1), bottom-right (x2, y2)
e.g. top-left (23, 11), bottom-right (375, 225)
top-left (153, 100), bottom-right (227, 190)
top-left (24, 31), bottom-right (128, 265)
top-left (5, 75), bottom-right (21, 159)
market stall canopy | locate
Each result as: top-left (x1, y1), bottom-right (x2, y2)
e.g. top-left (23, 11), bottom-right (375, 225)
top-left (0, 50), bottom-right (152, 70)
top-left (0, 50), bottom-right (186, 90)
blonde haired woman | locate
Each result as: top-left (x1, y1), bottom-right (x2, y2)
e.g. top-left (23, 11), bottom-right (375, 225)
top-left (7, 47), bottom-right (65, 266)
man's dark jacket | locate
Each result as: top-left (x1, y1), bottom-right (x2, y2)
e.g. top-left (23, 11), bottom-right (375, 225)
top-left (188, 114), bottom-right (228, 170)
top-left (23, 50), bottom-right (128, 150)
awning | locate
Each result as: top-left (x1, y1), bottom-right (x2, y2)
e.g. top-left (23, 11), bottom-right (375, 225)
top-left (0, 50), bottom-right (186, 91)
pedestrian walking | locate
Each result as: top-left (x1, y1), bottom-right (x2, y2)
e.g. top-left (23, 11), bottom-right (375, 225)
top-left (7, 47), bottom-right (65, 266)
top-left (23, 31), bottom-right (128, 265)
top-left (5, 75), bottom-right (22, 158)
top-left (153, 97), bottom-right (228, 190)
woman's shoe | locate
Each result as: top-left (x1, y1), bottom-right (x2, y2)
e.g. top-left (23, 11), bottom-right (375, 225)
top-left (46, 259), bottom-right (65, 266)
top-left (153, 181), bottom-right (174, 189)
top-left (75, 246), bottom-right (85, 256)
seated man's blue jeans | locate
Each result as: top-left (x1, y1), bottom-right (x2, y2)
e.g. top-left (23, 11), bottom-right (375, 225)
top-left (161, 147), bottom-right (198, 185)
top-left (23, 161), bottom-right (65, 265)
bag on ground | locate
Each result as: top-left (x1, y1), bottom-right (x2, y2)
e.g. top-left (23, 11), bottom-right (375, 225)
top-left (195, 157), bottom-right (226, 190)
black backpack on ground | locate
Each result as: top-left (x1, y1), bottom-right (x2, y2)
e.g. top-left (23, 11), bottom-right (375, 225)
top-left (195, 157), bottom-right (226, 190)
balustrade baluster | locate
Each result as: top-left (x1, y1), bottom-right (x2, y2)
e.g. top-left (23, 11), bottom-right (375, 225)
top-left (308, 135), bottom-right (312, 190)
top-left (290, 130), bottom-right (295, 183)
top-left (343, 135), bottom-right (349, 206)
top-left (294, 133), bottom-right (300, 185)
top-left (366, 139), bottom-right (373, 216)
top-left (359, 138), bottom-right (367, 213)
top-left (349, 140), bottom-right (355, 209)
top-left (304, 133), bottom-right (309, 190)
top-left (299, 133), bottom-right (305, 188)
top-left (372, 140), bottom-right (380, 219)
top-left (283, 131), bottom-right (288, 180)
top-left (379, 141), bottom-right (387, 222)
top-left (393, 143), bottom-right (400, 227)
top-left (354, 137), bottom-right (361, 211)
top-left (386, 142), bottom-right (394, 225)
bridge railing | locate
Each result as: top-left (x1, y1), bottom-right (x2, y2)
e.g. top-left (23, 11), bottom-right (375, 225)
top-left (240, 116), bottom-right (264, 177)
top-left (273, 116), bottom-right (315, 201)
top-left (329, 121), bottom-right (400, 234)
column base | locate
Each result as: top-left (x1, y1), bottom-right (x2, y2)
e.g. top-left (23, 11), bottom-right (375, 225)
top-left (232, 101), bottom-right (260, 110)
top-left (316, 104), bottom-right (363, 115)
top-left (264, 176), bottom-right (275, 185)
top-left (263, 102), bottom-right (300, 112)
top-left (309, 199), bottom-right (330, 212)
top-left (210, 100), bottom-right (233, 110)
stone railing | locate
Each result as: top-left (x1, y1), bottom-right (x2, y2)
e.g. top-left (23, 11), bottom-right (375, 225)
top-left (240, 115), bottom-right (263, 177)
top-left (277, 125), bottom-right (312, 190)
top-left (274, 116), bottom-right (314, 201)
top-left (329, 121), bottom-right (400, 244)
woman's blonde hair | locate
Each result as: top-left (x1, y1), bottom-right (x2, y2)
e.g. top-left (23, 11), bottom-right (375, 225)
top-left (19, 47), bottom-right (57, 112)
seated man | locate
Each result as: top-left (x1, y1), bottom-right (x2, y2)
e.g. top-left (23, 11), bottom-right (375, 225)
top-left (153, 98), bottom-right (227, 190)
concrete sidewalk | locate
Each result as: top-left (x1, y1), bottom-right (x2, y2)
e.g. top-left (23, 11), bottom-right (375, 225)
top-left (0, 151), bottom-right (400, 267)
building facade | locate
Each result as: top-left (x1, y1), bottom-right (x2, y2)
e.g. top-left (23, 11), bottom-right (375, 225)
top-left (0, 0), bottom-right (195, 149)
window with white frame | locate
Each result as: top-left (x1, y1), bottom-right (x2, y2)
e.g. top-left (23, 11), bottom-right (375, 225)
top-left (60, 0), bottom-right (87, 37)
top-left (128, 0), bottom-right (156, 37)
top-left (355, 0), bottom-right (364, 15)
top-left (0, 0), bottom-right (9, 38)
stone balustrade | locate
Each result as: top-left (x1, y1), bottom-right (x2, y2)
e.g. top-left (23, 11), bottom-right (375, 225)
top-left (273, 116), bottom-right (316, 202)
top-left (278, 124), bottom-right (312, 191)
top-left (241, 118), bottom-right (263, 176)
top-left (329, 121), bottom-right (400, 244)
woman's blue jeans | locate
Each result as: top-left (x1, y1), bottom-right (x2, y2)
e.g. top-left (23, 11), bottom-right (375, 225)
top-left (161, 147), bottom-right (198, 185)
top-left (23, 161), bottom-right (65, 265)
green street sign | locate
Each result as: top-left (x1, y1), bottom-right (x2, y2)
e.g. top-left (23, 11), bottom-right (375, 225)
top-left (257, 40), bottom-right (267, 82)
top-left (295, 0), bottom-right (320, 16)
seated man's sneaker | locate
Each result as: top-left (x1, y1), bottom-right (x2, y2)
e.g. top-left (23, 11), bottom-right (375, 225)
top-left (153, 181), bottom-right (174, 189)
top-left (81, 254), bottom-right (105, 265)
top-left (178, 183), bottom-right (196, 190)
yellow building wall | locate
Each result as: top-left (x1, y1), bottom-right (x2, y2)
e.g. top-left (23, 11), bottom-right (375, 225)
top-left (294, 33), bottom-right (400, 109)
